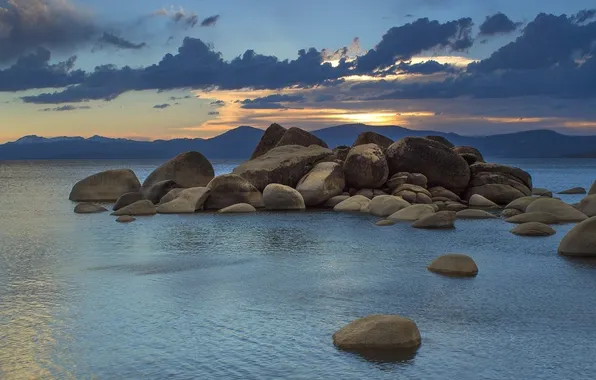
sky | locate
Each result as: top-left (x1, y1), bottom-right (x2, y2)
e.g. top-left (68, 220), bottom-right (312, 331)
top-left (1, 0), bottom-right (596, 142)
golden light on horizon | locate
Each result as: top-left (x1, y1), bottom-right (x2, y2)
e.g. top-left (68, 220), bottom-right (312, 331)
top-left (325, 112), bottom-right (398, 124)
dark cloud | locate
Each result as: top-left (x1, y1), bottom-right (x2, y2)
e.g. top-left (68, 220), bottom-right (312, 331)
top-left (571, 9), bottom-right (596, 24)
top-left (169, 95), bottom-right (193, 101)
top-left (240, 94), bottom-right (306, 109)
top-left (98, 33), bottom-right (146, 50)
top-left (208, 111), bottom-right (219, 115)
top-left (396, 60), bottom-right (458, 74)
top-left (154, 8), bottom-right (199, 29)
top-left (153, 103), bottom-right (170, 109)
top-left (321, 37), bottom-right (361, 62)
top-left (39, 105), bottom-right (91, 112)
top-left (314, 94), bottom-right (335, 102)
top-left (201, 15), bottom-right (220, 27)
top-left (479, 12), bottom-right (522, 36)
top-left (210, 100), bottom-right (225, 106)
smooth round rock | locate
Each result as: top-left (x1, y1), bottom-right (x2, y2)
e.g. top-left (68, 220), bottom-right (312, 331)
top-left (505, 196), bottom-right (541, 212)
top-left (69, 169), bottom-right (141, 202)
top-left (501, 208), bottom-right (522, 218)
top-left (376, 219), bottom-right (395, 226)
top-left (74, 202), bottom-right (107, 214)
top-left (577, 195), bottom-right (596, 217)
top-left (427, 254), bottom-right (478, 277)
top-left (334, 195), bottom-right (371, 212)
top-left (263, 184), bottom-right (305, 210)
top-left (142, 151), bottom-right (214, 189)
top-left (332, 315), bottom-right (421, 351)
top-left (116, 215), bottom-right (136, 223)
top-left (388, 204), bottom-right (435, 221)
top-left (296, 162), bottom-right (345, 206)
top-left (558, 216), bottom-right (596, 257)
top-left (525, 198), bottom-right (587, 223)
top-left (218, 203), bottom-right (257, 213)
top-left (205, 174), bottom-right (264, 209)
top-left (412, 211), bottom-right (456, 229)
top-left (343, 143), bottom-right (389, 189)
top-left (505, 212), bottom-right (559, 224)
top-left (456, 209), bottom-right (498, 219)
top-left (469, 194), bottom-right (499, 209)
top-left (113, 192), bottom-right (144, 211)
top-left (510, 222), bottom-right (556, 237)
top-left (368, 195), bottom-right (411, 217)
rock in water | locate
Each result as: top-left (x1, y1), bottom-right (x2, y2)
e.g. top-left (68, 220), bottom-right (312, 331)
top-left (429, 186), bottom-right (461, 202)
top-left (343, 144), bottom-right (389, 189)
top-left (368, 195), bottom-right (410, 217)
top-left (275, 127), bottom-right (328, 148)
top-left (558, 187), bottom-right (586, 195)
top-left (334, 195), bottom-right (371, 212)
top-left (427, 254), bottom-right (478, 277)
top-left (250, 123), bottom-right (287, 159)
top-left (113, 192), bottom-right (144, 211)
top-left (577, 195), bottom-right (596, 217)
top-left (142, 151), bottom-right (214, 190)
top-left (69, 169), bottom-right (141, 202)
top-left (456, 209), bottom-right (498, 219)
top-left (74, 203), bottom-right (107, 214)
top-left (465, 163), bottom-right (532, 205)
top-left (263, 184), bottom-right (306, 210)
top-left (157, 188), bottom-right (184, 205)
top-left (157, 187), bottom-right (211, 214)
top-left (111, 200), bottom-right (156, 216)
top-left (142, 180), bottom-right (180, 204)
top-left (333, 315), bottom-right (421, 351)
top-left (558, 216), bottom-right (596, 256)
top-left (525, 198), bottom-right (587, 223)
top-left (376, 219), bottom-right (395, 226)
top-left (532, 188), bottom-right (552, 197)
top-left (392, 184), bottom-right (432, 204)
top-left (452, 146), bottom-right (485, 162)
top-left (388, 204), bottom-right (435, 221)
top-left (502, 208), bottom-right (522, 218)
top-left (505, 212), bottom-right (559, 224)
top-left (468, 194), bottom-right (500, 209)
top-left (218, 203), bottom-right (257, 213)
top-left (205, 174), bottom-right (264, 209)
top-left (412, 211), bottom-right (456, 229)
top-left (324, 195), bottom-right (350, 208)
top-left (116, 215), bottom-right (136, 223)
top-left (296, 162), bottom-right (345, 206)
top-left (386, 137), bottom-right (470, 195)
top-left (510, 222), bottom-right (556, 236)
top-left (505, 196), bottom-right (541, 212)
top-left (352, 131), bottom-right (393, 152)
top-left (232, 145), bottom-right (334, 191)
top-left (332, 146), bottom-right (351, 162)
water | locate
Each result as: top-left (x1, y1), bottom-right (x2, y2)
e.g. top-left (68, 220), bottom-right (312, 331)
top-left (1, 158), bottom-right (596, 379)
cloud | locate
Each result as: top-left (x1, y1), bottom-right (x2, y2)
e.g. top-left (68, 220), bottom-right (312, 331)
top-left (571, 9), bottom-right (596, 24)
top-left (240, 94), bottom-right (306, 109)
top-left (478, 12), bottom-right (522, 36)
top-left (200, 15), bottom-right (220, 27)
top-left (208, 111), bottom-right (219, 115)
top-left (321, 37), bottom-right (361, 62)
top-left (210, 100), bottom-right (225, 106)
top-left (153, 7), bottom-right (198, 28)
top-left (39, 104), bottom-right (90, 112)
top-left (396, 60), bottom-right (458, 74)
top-left (153, 103), bottom-right (170, 109)
top-left (98, 33), bottom-right (146, 50)
top-left (169, 95), bottom-right (193, 100)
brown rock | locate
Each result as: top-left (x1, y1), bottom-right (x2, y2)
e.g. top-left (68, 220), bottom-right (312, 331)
top-left (275, 127), bottom-right (328, 149)
top-left (296, 162), bottom-right (345, 206)
top-left (510, 222), bottom-right (556, 237)
top-left (111, 200), bottom-right (156, 216)
top-left (74, 202), bottom-right (107, 214)
top-left (452, 146), bottom-right (485, 162)
top-left (558, 187), bottom-right (586, 195)
top-left (332, 315), bottom-right (421, 351)
top-left (205, 174), bottom-right (264, 209)
top-left (558, 216), bottom-right (596, 256)
top-left (263, 184), bottom-right (305, 210)
top-left (425, 135), bottom-right (454, 148)
top-left (116, 215), bottom-right (136, 223)
top-left (69, 169), bottom-right (141, 202)
top-left (344, 144), bottom-right (389, 189)
top-left (142, 180), bottom-right (180, 204)
top-left (113, 192), bottom-right (144, 211)
top-left (412, 211), bottom-right (456, 229)
top-left (142, 151), bottom-right (214, 190)
top-left (427, 254), bottom-right (478, 277)
top-left (352, 131), bottom-right (393, 151)
top-left (250, 123), bottom-right (287, 159)
top-left (505, 212), bottom-right (559, 224)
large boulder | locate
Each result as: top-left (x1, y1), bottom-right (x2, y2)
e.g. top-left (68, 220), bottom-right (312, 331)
top-left (332, 146), bottom-right (351, 162)
top-left (427, 254), bottom-right (478, 277)
top-left (532, 188), bottom-right (552, 197)
top-left (233, 145), bottom-right (334, 191)
top-left (324, 195), bottom-right (350, 208)
top-left (218, 203), bottom-right (257, 213)
top-left (387, 172), bottom-right (428, 192)
top-left (142, 151), bottom-right (214, 190)
top-left (510, 222), bottom-right (556, 237)
top-left (429, 186), bottom-right (461, 202)
top-left (343, 144), bottom-right (388, 189)
top-left (456, 209), bottom-right (498, 219)
top-left (296, 162), bottom-right (345, 206)
top-left (368, 195), bottom-right (410, 217)
top-left (505, 196), bottom-right (541, 212)
top-left (157, 188), bottom-right (184, 205)
top-left (205, 174), bottom-right (264, 209)
top-left (275, 127), bottom-right (328, 149)
top-left (386, 137), bottom-right (470, 194)
top-left (505, 212), bottom-right (559, 224)
top-left (74, 203), bottom-right (107, 214)
top-left (558, 187), bottom-right (586, 195)
top-left (69, 169), bottom-right (141, 202)
top-left (525, 198), bottom-right (588, 223)
top-left (388, 204), bottom-right (435, 221)
top-left (468, 194), bottom-right (499, 209)
top-left (452, 146), bottom-right (485, 162)
top-left (250, 123), bottom-right (287, 159)
top-left (425, 135), bottom-right (454, 148)
top-left (263, 184), bottom-right (305, 210)
top-left (157, 187), bottom-right (210, 214)
top-left (111, 200), bottom-right (156, 216)
top-left (558, 216), bottom-right (596, 256)
top-left (113, 192), bottom-right (144, 211)
top-left (334, 195), bottom-right (370, 212)
top-left (465, 163), bottom-right (532, 205)
top-left (332, 315), bottom-right (421, 351)
top-left (352, 131), bottom-right (393, 152)
top-left (412, 211), bottom-right (456, 229)
top-left (577, 195), bottom-right (596, 217)
top-left (142, 180), bottom-right (180, 204)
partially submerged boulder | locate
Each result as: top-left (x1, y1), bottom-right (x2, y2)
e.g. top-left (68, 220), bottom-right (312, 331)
top-left (525, 198), bottom-right (588, 223)
top-left (205, 174), bottom-right (264, 209)
top-left (157, 188), bottom-right (184, 205)
top-left (69, 169), bottom-right (141, 202)
top-left (427, 254), bottom-right (478, 277)
top-left (111, 200), bottom-right (156, 216)
top-left (324, 195), bottom-right (350, 208)
top-left (334, 195), bottom-right (370, 212)
top-left (577, 195), bottom-right (596, 217)
top-left (505, 212), bottom-right (559, 225)
top-left (368, 195), bottom-right (410, 217)
top-left (501, 208), bottom-right (522, 218)
top-left (157, 187), bottom-right (210, 214)
top-left (388, 204), bottom-right (435, 221)
top-left (113, 192), bottom-right (144, 211)
top-left (343, 144), bottom-right (389, 189)
top-left (376, 219), bottom-right (395, 226)
top-left (456, 209), bottom-right (498, 219)
top-left (465, 163), bottom-right (532, 205)
top-left (468, 194), bottom-right (499, 209)
top-left (142, 151), bottom-right (214, 190)
top-left (332, 315), bottom-right (421, 351)
top-left (263, 184), bottom-right (305, 210)
top-left (352, 131), bottom-right (393, 151)
top-left (250, 123), bottom-right (287, 159)
top-left (505, 196), bottom-right (541, 212)
top-left (510, 222), bottom-right (556, 237)
top-left (218, 203), bottom-right (257, 213)
top-left (142, 180), bottom-right (180, 204)
top-left (275, 127), bottom-right (328, 149)
top-left (74, 202), bottom-right (107, 214)
top-left (558, 216), bottom-right (596, 257)
top-left (392, 184), bottom-right (432, 204)
top-left (412, 211), bottom-right (456, 229)
top-left (296, 162), bottom-right (345, 206)
top-left (116, 215), bottom-right (136, 223)
top-left (558, 187), bottom-right (586, 195)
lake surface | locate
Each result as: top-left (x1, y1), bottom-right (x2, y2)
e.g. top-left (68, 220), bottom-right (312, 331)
top-left (1, 158), bottom-right (596, 379)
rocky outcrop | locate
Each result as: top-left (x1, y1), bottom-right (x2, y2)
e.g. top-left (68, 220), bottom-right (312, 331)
top-left (427, 254), bottom-right (478, 277)
top-left (74, 203), bottom-right (107, 214)
top-left (506, 212), bottom-right (559, 224)
top-left (343, 144), bottom-right (389, 189)
top-left (334, 195), bottom-right (370, 212)
top-left (218, 203), bottom-right (257, 213)
top-left (69, 169), bottom-right (141, 202)
top-left (263, 184), bottom-right (306, 210)
top-left (205, 174), bottom-right (264, 209)
top-left (250, 123), bottom-right (287, 159)
top-left (233, 145), bottom-right (333, 191)
top-left (468, 194), bottom-right (499, 209)
top-left (412, 211), bottom-right (456, 229)
top-left (425, 135), bottom-right (454, 148)
top-left (577, 195), bottom-right (596, 217)
top-left (324, 195), bottom-right (350, 208)
top-left (142, 151), bottom-right (214, 190)
top-left (388, 204), bottom-right (435, 221)
top-left (368, 195), bottom-right (410, 217)
top-left (456, 209), bottom-right (498, 219)
top-left (352, 131), bottom-right (393, 151)
top-left (386, 137), bottom-right (470, 194)
top-left (116, 215), bottom-right (136, 223)
top-left (113, 192), bottom-right (144, 211)
top-left (332, 146), bottom-right (351, 162)
top-left (111, 200), bottom-right (156, 216)
top-left (510, 222), bottom-right (556, 236)
top-left (558, 187), bottom-right (586, 195)
top-left (275, 127), bottom-right (328, 149)
top-left (332, 315), bottom-right (421, 351)
top-left (525, 198), bottom-right (588, 223)
top-left (392, 184), bottom-right (432, 204)
top-left (558, 216), bottom-right (596, 256)
top-left (296, 162), bottom-right (345, 206)
top-left (142, 180), bottom-right (180, 204)
top-left (157, 187), bottom-right (210, 214)
top-left (452, 146), bottom-right (485, 163)
top-left (465, 163), bottom-right (532, 205)
top-left (532, 188), bottom-right (552, 197)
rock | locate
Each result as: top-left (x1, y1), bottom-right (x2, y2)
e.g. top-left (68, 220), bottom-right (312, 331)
top-left (205, 174), bottom-right (264, 209)
top-left (356, 189), bottom-right (374, 199)
top-left (577, 195), bottom-right (596, 217)
top-left (416, 193), bottom-right (433, 204)
top-left (296, 162), bottom-right (345, 206)
top-left (558, 187), bottom-right (586, 195)
top-left (468, 194), bottom-right (500, 209)
top-left (233, 145), bottom-right (333, 191)
top-left (116, 215), bottom-right (136, 223)
top-left (334, 195), bottom-right (371, 212)
top-left (456, 209), bottom-right (498, 219)
top-left (452, 146), bottom-right (485, 162)
top-left (589, 180), bottom-right (596, 196)
top-left (157, 188), bottom-right (184, 205)
top-left (263, 184), bottom-right (305, 210)
top-left (343, 144), bottom-right (389, 189)
top-left (501, 208), bottom-right (522, 218)
top-left (368, 195), bottom-right (411, 217)
top-left (388, 204), bottom-right (435, 221)
top-left (427, 254), bottom-right (478, 277)
top-left (425, 135), bottom-right (454, 148)
top-left (352, 131), bottom-right (393, 152)
top-left (525, 198), bottom-right (588, 223)
top-left (510, 222), bottom-right (556, 237)
top-left (324, 195), bottom-right (350, 208)
top-left (412, 211), bottom-right (456, 229)
top-left (113, 192), bottom-right (144, 211)
top-left (69, 169), bottom-right (141, 202)
top-left (445, 203), bottom-right (468, 212)
top-left (558, 216), bottom-right (596, 256)
top-left (111, 200), bottom-right (156, 216)
top-left (142, 180), bottom-right (180, 204)
top-left (250, 123), bottom-right (287, 159)
top-left (332, 146), bottom-right (351, 161)
top-left (74, 202), bottom-right (107, 214)
top-left (142, 151), bottom-right (214, 190)
top-left (376, 219), bottom-right (395, 226)
top-left (373, 189), bottom-right (387, 197)
top-left (157, 187), bottom-right (210, 214)
top-left (387, 172), bottom-right (428, 191)
top-left (532, 188), bottom-right (552, 197)
top-left (386, 137), bottom-right (470, 194)
top-left (392, 184), bottom-right (431, 205)
top-left (459, 153), bottom-right (479, 165)
top-left (332, 315), bottom-right (421, 351)
top-left (218, 203), bottom-right (257, 213)
top-left (506, 212), bottom-right (559, 224)
top-left (465, 163), bottom-right (532, 205)
top-left (275, 127), bottom-right (328, 149)
top-left (505, 196), bottom-right (541, 212)
top-left (429, 186), bottom-right (461, 202)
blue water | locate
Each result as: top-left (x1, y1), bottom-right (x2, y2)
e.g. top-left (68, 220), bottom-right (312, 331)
top-left (1, 158), bottom-right (596, 379)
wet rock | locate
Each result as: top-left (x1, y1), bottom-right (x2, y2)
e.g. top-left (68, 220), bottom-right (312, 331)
top-left (427, 254), bottom-right (478, 277)
top-left (376, 219), bottom-right (395, 226)
top-left (263, 184), bottom-right (305, 210)
top-left (116, 215), bottom-right (136, 223)
top-left (510, 222), bottom-right (556, 237)
top-left (74, 202), bottom-right (107, 214)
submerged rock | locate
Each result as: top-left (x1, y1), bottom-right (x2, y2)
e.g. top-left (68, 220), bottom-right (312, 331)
top-left (263, 184), bottom-right (305, 210)
top-left (368, 195), bottom-right (410, 217)
top-left (427, 254), bottom-right (478, 277)
top-left (412, 211), bottom-right (456, 229)
top-left (388, 204), bottom-right (435, 221)
top-left (142, 151), bottom-right (214, 190)
top-left (332, 315), bottom-right (421, 351)
top-left (558, 187), bottom-right (586, 195)
top-left (558, 216), bottom-right (596, 257)
top-left (525, 198), bottom-right (587, 223)
top-left (505, 212), bottom-right (559, 225)
top-left (343, 144), bottom-right (389, 189)
top-left (74, 202), bottom-right (107, 214)
top-left (111, 200), bottom-right (156, 216)
top-left (510, 222), bottom-right (556, 237)
top-left (296, 162), bottom-right (345, 206)
top-left (116, 215), bottom-right (136, 223)
top-left (250, 123), bottom-right (287, 159)
top-left (218, 203), bottom-right (257, 213)
top-left (205, 174), bottom-right (264, 209)
top-left (69, 169), bottom-right (141, 202)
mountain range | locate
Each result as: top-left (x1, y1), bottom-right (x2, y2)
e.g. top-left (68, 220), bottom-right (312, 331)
top-left (2, 124), bottom-right (596, 160)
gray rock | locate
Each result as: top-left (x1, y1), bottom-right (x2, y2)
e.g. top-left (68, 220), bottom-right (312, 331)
top-left (142, 151), bottom-right (214, 190)
top-left (113, 192), bottom-right (144, 211)
top-left (355, 189), bottom-right (374, 199)
top-left (505, 212), bottom-right (559, 224)
top-left (558, 216), bottom-right (596, 256)
top-left (510, 222), bottom-right (556, 236)
top-left (157, 187), bottom-right (211, 214)
top-left (111, 200), bottom-right (156, 216)
top-left (263, 184), bottom-right (305, 210)
top-left (296, 162), bottom-right (345, 206)
top-left (468, 194), bottom-right (500, 209)
top-left (218, 203), bottom-right (257, 213)
top-left (157, 188), bottom-right (184, 205)
top-left (427, 254), bottom-right (478, 277)
top-left (74, 202), bottom-right (107, 214)
top-left (343, 144), bottom-right (389, 189)
top-left (429, 186), bottom-right (461, 202)
top-left (456, 209), bottom-right (498, 219)
top-left (525, 198), bottom-right (588, 223)
top-left (368, 195), bottom-right (411, 217)
top-left (412, 211), bottom-right (456, 229)
top-left (577, 194), bottom-right (596, 217)
top-left (250, 123), bottom-right (287, 159)
top-left (425, 135), bottom-right (454, 148)
top-left (69, 169), bottom-right (141, 202)
top-left (505, 196), bottom-right (541, 212)
top-left (205, 174), bottom-right (264, 209)
top-left (445, 203), bottom-right (468, 212)
top-left (334, 195), bottom-right (371, 212)
top-left (324, 195), bottom-right (351, 208)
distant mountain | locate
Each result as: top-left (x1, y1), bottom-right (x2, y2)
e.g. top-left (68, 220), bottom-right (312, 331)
top-left (2, 124), bottom-right (596, 160)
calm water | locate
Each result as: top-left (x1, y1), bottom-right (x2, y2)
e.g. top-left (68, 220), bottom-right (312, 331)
top-left (1, 158), bottom-right (596, 379)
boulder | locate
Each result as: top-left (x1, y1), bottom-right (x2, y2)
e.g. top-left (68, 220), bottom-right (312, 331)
top-left (459, 153), bottom-right (480, 165)
top-left (429, 186), bottom-right (461, 202)
top-left (263, 184), bottom-right (305, 210)
top-left (452, 146), bottom-right (485, 162)
top-left (355, 189), bottom-right (373, 199)
top-left (416, 193), bottom-right (433, 204)
top-left (218, 203), bottom-right (257, 213)
top-left (412, 211), bottom-right (456, 229)
top-left (558, 187), bottom-right (586, 195)
top-left (343, 144), bottom-right (389, 189)
top-left (445, 203), bottom-right (468, 212)
top-left (525, 198), bottom-right (588, 223)
top-left (69, 169), bottom-right (141, 202)
top-left (233, 145), bottom-right (333, 191)
top-left (558, 216), bottom-right (596, 256)
top-left (388, 204), bottom-right (435, 221)
top-left (577, 195), bottom-right (596, 217)
top-left (111, 200), bottom-right (156, 216)
top-left (333, 146), bottom-right (351, 162)
top-left (506, 212), bottom-right (559, 224)
top-left (376, 219), bottom-right (395, 226)
top-left (505, 196), bottom-right (541, 212)
top-left (427, 254), bottom-right (478, 277)
top-left (116, 215), bottom-right (136, 223)
top-left (157, 188), bottom-right (184, 205)
top-left (373, 189), bottom-right (388, 197)
top-left (387, 172), bottom-right (428, 191)
top-left (332, 315), bottom-right (421, 351)
top-left (205, 174), bottom-right (264, 209)
top-left (392, 184), bottom-right (432, 204)
top-left (142, 180), bottom-right (180, 204)
top-left (142, 151), bottom-right (214, 190)
top-left (334, 195), bottom-right (371, 212)
top-left (296, 162), bottom-right (345, 206)
top-left (425, 135), bottom-right (454, 148)
top-left (532, 188), bottom-right (552, 197)
top-left (589, 180), bottom-right (596, 196)
top-left (468, 194), bottom-right (499, 209)
top-left (157, 187), bottom-right (210, 214)
top-left (386, 137), bottom-right (470, 194)
top-left (324, 195), bottom-right (350, 208)
top-left (352, 131), bottom-right (393, 151)
top-left (113, 192), bottom-right (144, 211)
top-left (501, 208), bottom-right (522, 218)
top-left (368, 195), bottom-right (411, 217)
top-left (456, 209), bottom-right (498, 219)
top-left (510, 222), bottom-right (556, 237)
top-left (275, 127), bottom-right (328, 148)
top-left (250, 123), bottom-right (287, 159)
top-left (465, 163), bottom-right (532, 205)
top-left (74, 202), bottom-right (107, 214)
